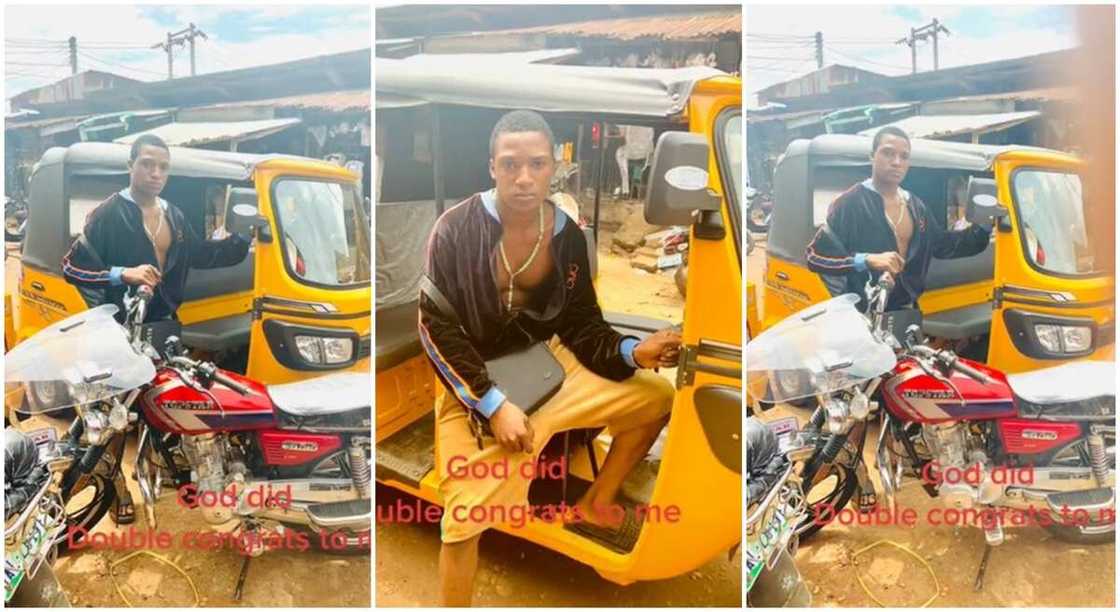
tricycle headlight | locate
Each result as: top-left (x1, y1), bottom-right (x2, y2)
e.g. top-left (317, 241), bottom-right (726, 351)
top-left (293, 335), bottom-right (354, 365)
top-left (1035, 324), bottom-right (1062, 353)
top-left (1034, 324), bottom-right (1092, 353)
top-left (1061, 326), bottom-right (1092, 352)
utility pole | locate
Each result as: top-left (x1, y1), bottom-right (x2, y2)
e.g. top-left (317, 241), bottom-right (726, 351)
top-left (152, 23), bottom-right (207, 80)
top-left (814, 31), bottom-right (824, 69)
top-left (896, 19), bottom-right (951, 74)
top-left (68, 36), bottom-right (77, 75)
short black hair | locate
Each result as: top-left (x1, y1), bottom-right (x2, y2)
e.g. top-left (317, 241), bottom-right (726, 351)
top-left (871, 126), bottom-right (911, 155)
top-left (489, 110), bottom-right (555, 158)
top-left (129, 134), bottom-right (170, 163)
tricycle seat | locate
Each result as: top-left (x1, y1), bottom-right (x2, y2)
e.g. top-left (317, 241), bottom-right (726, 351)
top-left (603, 311), bottom-right (676, 340)
top-left (376, 299), bottom-right (422, 372)
top-left (922, 301), bottom-right (992, 340)
top-left (182, 312), bottom-right (252, 353)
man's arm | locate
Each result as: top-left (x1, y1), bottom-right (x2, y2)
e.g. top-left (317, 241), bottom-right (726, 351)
top-left (925, 200), bottom-right (992, 259)
top-left (184, 210), bottom-right (251, 270)
top-left (806, 193), bottom-right (903, 277)
top-left (555, 230), bottom-right (639, 382)
top-left (417, 225), bottom-right (507, 419)
top-left (62, 203), bottom-right (119, 287)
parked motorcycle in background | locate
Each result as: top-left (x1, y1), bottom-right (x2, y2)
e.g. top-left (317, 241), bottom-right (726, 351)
top-left (5, 428), bottom-right (70, 607)
top-left (747, 274), bottom-right (1115, 588)
top-left (746, 417), bottom-right (812, 607)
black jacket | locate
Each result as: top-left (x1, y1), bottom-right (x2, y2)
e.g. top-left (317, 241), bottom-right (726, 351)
top-left (806, 181), bottom-right (991, 311)
top-left (419, 191), bottom-right (636, 416)
top-left (62, 191), bottom-right (250, 322)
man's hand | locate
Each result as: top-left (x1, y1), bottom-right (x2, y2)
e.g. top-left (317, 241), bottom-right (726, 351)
top-left (489, 402), bottom-right (535, 454)
top-left (121, 265), bottom-right (161, 287)
top-left (633, 329), bottom-right (682, 369)
top-left (866, 252), bottom-right (904, 276)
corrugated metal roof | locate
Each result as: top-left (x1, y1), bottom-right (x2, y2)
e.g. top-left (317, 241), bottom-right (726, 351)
top-left (114, 118), bottom-right (301, 147)
top-left (858, 111), bottom-right (1042, 139)
top-left (196, 90), bottom-right (370, 113)
top-left (5, 114), bottom-right (91, 131)
top-left (496, 10), bottom-right (740, 41)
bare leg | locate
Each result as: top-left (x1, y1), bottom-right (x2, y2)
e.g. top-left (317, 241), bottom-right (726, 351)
top-left (439, 533), bottom-right (481, 607)
top-left (575, 415), bottom-right (668, 527)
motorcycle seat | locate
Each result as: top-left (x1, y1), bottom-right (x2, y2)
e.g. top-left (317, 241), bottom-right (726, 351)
top-left (1008, 361), bottom-right (1115, 419)
top-left (268, 373), bottom-right (370, 431)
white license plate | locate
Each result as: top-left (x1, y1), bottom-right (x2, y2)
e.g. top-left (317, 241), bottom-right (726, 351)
top-left (24, 427), bottom-right (57, 447)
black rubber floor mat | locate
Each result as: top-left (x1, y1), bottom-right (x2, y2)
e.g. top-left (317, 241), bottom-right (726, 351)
top-left (375, 411), bottom-right (436, 489)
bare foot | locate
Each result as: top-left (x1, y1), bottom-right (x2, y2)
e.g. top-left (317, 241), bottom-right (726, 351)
top-left (570, 495), bottom-right (623, 528)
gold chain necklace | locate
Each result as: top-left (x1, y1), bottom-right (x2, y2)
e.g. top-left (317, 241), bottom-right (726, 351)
top-left (498, 202), bottom-right (545, 311)
top-left (143, 205), bottom-right (165, 262)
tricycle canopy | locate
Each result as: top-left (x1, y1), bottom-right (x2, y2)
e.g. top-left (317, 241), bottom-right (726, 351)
top-left (375, 56), bottom-right (725, 120)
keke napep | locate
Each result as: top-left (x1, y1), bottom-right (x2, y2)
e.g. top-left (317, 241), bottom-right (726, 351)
top-left (374, 57), bottom-right (743, 584)
top-left (748, 134), bottom-right (1114, 376)
top-left (5, 143), bottom-right (372, 393)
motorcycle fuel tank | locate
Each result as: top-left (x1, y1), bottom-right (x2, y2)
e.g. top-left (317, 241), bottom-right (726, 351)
top-left (141, 369), bottom-right (275, 435)
top-left (883, 358), bottom-right (1016, 424)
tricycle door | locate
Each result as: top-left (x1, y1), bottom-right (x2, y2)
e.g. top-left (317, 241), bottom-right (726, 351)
top-left (245, 169), bottom-right (372, 384)
top-left (987, 157), bottom-right (1114, 373)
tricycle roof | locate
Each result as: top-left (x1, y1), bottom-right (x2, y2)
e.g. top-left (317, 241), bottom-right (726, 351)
top-left (39, 142), bottom-right (346, 182)
top-left (374, 56), bottom-right (726, 119)
top-left (788, 133), bottom-right (1067, 172)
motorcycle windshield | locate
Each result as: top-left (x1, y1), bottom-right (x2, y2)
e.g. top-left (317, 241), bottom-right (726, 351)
top-left (746, 294), bottom-right (896, 402)
top-left (4, 305), bottom-right (154, 413)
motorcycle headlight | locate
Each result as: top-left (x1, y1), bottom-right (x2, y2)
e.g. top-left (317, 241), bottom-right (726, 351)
top-left (1034, 324), bottom-right (1092, 354)
top-left (294, 335), bottom-right (354, 365)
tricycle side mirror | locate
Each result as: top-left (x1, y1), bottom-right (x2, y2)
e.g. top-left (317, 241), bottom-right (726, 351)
top-left (644, 131), bottom-right (721, 226)
top-left (965, 177), bottom-right (1008, 227)
top-left (226, 187), bottom-right (272, 243)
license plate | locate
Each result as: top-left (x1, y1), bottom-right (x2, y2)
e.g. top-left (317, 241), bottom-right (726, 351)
top-left (767, 417), bottom-right (800, 453)
top-left (24, 427), bottom-right (57, 447)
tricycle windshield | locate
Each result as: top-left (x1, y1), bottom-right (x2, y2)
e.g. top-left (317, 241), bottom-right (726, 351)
top-left (1011, 169), bottom-right (1100, 276)
top-left (4, 305), bottom-right (155, 413)
top-left (273, 178), bottom-right (371, 287)
top-left (746, 295), bottom-right (896, 402)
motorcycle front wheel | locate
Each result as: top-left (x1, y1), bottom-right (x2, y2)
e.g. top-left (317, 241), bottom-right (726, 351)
top-left (58, 471), bottom-right (116, 552)
top-left (796, 445), bottom-right (858, 540)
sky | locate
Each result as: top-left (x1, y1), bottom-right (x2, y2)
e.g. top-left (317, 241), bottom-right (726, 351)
top-left (5, 4), bottom-right (370, 105)
top-left (746, 5), bottom-right (1079, 107)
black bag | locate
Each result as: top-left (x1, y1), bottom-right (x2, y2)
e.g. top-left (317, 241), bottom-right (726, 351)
top-left (419, 275), bottom-right (565, 446)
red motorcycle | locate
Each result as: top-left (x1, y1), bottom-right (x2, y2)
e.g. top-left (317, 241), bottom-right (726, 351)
top-left (747, 275), bottom-right (1114, 586)
top-left (7, 287), bottom-right (370, 566)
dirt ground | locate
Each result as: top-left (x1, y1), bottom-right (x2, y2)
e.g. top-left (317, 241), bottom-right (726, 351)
top-left (376, 214), bottom-right (742, 607)
top-left (747, 233), bottom-right (1116, 608)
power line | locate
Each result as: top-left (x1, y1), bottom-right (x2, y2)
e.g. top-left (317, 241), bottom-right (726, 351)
top-left (825, 45), bottom-right (912, 71)
top-left (78, 49), bottom-right (164, 77)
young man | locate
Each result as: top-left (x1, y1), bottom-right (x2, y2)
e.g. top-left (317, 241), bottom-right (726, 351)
top-left (805, 126), bottom-right (992, 310)
top-left (62, 134), bottom-right (251, 323)
top-left (419, 110), bottom-right (680, 606)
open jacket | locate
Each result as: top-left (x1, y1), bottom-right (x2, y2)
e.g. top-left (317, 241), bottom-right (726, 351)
top-left (805, 180), bottom-right (991, 311)
top-left (419, 190), bottom-right (638, 418)
top-left (62, 189), bottom-right (250, 322)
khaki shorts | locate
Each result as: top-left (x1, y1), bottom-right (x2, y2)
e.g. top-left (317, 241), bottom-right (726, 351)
top-left (436, 336), bottom-right (674, 543)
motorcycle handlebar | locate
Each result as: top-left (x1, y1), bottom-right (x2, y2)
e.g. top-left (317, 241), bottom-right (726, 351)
top-left (910, 345), bottom-right (994, 385)
top-left (213, 371), bottom-right (252, 396)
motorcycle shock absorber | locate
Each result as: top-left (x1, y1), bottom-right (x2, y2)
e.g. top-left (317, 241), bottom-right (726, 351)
top-left (1087, 432), bottom-right (1109, 487)
top-left (348, 441), bottom-right (370, 499)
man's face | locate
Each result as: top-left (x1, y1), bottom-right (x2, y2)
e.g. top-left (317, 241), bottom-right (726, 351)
top-left (489, 131), bottom-right (555, 214)
top-left (871, 134), bottom-right (911, 188)
top-left (128, 145), bottom-right (170, 198)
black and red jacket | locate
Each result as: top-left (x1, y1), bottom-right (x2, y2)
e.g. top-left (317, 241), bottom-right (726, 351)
top-left (62, 189), bottom-right (250, 322)
top-left (419, 190), bottom-right (638, 418)
top-left (806, 180), bottom-right (991, 311)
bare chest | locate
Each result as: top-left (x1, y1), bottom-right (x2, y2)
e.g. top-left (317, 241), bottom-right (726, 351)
top-left (884, 196), bottom-right (914, 256)
top-left (495, 230), bottom-right (555, 309)
top-left (141, 208), bottom-right (172, 269)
